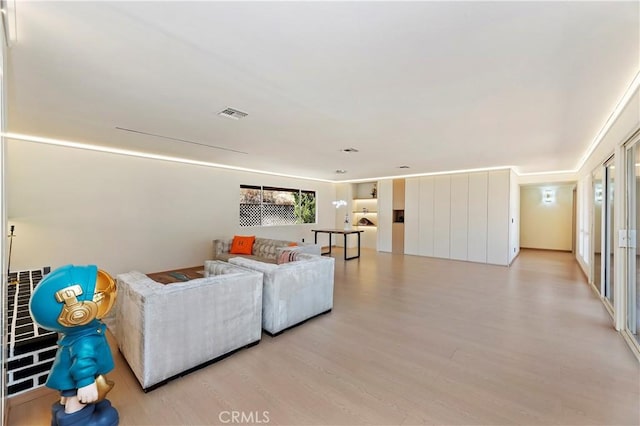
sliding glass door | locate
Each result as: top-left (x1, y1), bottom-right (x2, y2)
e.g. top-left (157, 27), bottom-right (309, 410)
top-left (593, 159), bottom-right (615, 312)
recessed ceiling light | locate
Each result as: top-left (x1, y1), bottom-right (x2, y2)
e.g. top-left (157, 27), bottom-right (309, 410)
top-left (335, 169), bottom-right (347, 174)
top-left (397, 165), bottom-right (410, 169)
top-left (340, 148), bottom-right (359, 153)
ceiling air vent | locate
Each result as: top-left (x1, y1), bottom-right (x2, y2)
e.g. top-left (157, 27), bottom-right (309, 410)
top-left (218, 107), bottom-right (248, 120)
top-left (340, 147), bottom-right (359, 153)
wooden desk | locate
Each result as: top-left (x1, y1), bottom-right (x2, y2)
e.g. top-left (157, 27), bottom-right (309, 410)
top-left (312, 229), bottom-right (364, 260)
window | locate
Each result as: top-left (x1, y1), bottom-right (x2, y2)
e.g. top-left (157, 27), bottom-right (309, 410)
top-left (239, 185), bottom-right (316, 227)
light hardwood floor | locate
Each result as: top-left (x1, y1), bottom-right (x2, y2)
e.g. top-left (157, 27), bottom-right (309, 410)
top-left (7, 249), bottom-right (640, 425)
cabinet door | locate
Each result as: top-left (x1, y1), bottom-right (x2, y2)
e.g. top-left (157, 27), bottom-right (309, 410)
top-left (450, 174), bottom-right (469, 261)
top-left (487, 170), bottom-right (510, 265)
top-left (468, 172), bottom-right (488, 263)
top-left (404, 178), bottom-right (420, 255)
top-left (433, 175), bottom-right (451, 259)
top-left (393, 179), bottom-right (405, 210)
top-left (419, 176), bottom-right (435, 256)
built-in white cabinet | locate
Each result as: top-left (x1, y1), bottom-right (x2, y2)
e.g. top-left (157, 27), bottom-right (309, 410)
top-left (404, 178), bottom-right (420, 255)
top-left (450, 174), bottom-right (469, 261)
top-left (378, 168), bottom-right (518, 266)
top-left (468, 172), bottom-right (489, 263)
top-left (418, 176), bottom-right (435, 257)
top-left (433, 175), bottom-right (451, 258)
top-left (487, 170), bottom-right (510, 265)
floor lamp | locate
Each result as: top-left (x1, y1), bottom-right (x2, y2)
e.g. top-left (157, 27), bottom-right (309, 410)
top-left (7, 225), bottom-right (17, 285)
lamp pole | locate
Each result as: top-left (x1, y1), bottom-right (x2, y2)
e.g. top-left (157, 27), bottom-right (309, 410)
top-left (7, 225), bottom-right (15, 280)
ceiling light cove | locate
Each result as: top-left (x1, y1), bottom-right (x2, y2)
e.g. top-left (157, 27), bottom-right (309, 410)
top-left (3, 132), bottom-right (334, 183)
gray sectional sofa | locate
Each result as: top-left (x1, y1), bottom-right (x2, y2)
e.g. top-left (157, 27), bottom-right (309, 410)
top-left (229, 253), bottom-right (335, 335)
top-left (115, 239), bottom-right (335, 391)
top-left (115, 261), bottom-right (263, 391)
top-left (213, 237), bottom-right (321, 263)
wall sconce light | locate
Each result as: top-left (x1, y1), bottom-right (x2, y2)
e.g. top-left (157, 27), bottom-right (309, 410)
top-left (332, 200), bottom-right (347, 209)
top-left (594, 185), bottom-right (603, 204)
top-left (543, 189), bottom-right (555, 204)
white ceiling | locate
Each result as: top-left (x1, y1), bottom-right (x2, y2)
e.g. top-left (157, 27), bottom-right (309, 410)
top-left (6, 1), bottom-right (639, 181)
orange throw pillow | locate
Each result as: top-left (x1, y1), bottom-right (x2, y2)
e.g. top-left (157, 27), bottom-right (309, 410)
top-left (288, 242), bottom-right (298, 247)
top-left (230, 235), bottom-right (255, 255)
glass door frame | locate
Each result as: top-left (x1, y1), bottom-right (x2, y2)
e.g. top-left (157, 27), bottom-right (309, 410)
top-left (591, 156), bottom-right (615, 318)
top-left (624, 130), bottom-right (640, 354)
top-left (603, 157), bottom-right (615, 310)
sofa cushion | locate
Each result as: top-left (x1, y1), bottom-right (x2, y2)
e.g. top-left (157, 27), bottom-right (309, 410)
top-left (216, 252), bottom-right (278, 264)
top-left (229, 257), bottom-right (278, 273)
top-left (251, 238), bottom-right (290, 260)
top-left (205, 260), bottom-right (252, 276)
top-left (230, 235), bottom-right (255, 254)
top-left (277, 249), bottom-right (301, 264)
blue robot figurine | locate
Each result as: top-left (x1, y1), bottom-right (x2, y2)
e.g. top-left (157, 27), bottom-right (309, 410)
top-left (29, 265), bottom-right (119, 426)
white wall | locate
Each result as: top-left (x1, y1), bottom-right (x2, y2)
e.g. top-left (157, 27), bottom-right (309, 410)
top-left (487, 170), bottom-right (510, 265)
top-left (518, 171), bottom-right (577, 186)
top-left (509, 170), bottom-right (520, 263)
top-left (576, 173), bottom-right (591, 265)
top-left (332, 183), bottom-right (353, 248)
top-left (7, 140), bottom-right (336, 275)
top-left (520, 185), bottom-right (574, 251)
